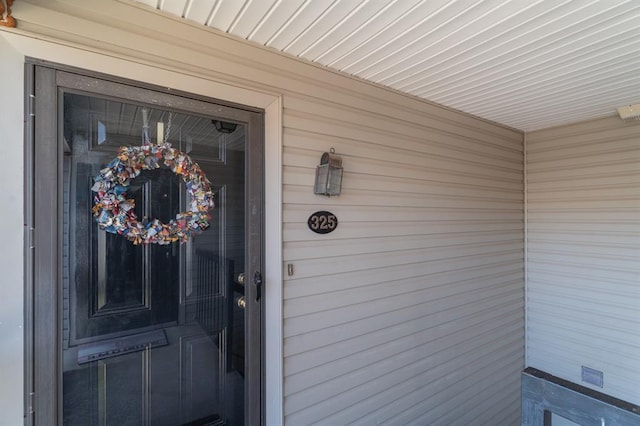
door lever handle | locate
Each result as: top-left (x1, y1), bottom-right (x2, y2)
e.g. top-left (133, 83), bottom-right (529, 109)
top-left (253, 271), bottom-right (263, 302)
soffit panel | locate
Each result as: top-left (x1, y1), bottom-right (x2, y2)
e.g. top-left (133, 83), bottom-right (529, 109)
top-left (134, 0), bottom-right (640, 132)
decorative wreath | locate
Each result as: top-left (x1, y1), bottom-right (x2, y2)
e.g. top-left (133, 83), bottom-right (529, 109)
top-left (91, 142), bottom-right (214, 245)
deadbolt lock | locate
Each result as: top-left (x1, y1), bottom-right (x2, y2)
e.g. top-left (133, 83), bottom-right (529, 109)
top-left (236, 273), bottom-right (245, 285)
top-left (236, 296), bottom-right (246, 309)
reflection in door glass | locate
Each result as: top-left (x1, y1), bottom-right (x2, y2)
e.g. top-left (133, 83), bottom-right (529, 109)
top-left (62, 92), bottom-right (246, 425)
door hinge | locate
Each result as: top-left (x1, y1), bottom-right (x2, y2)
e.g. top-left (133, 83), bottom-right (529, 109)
top-left (27, 226), bottom-right (35, 249)
top-left (28, 94), bottom-right (35, 117)
top-left (26, 391), bottom-right (35, 420)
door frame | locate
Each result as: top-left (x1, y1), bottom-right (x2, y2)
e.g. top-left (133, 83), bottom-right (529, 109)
top-left (24, 58), bottom-right (281, 425)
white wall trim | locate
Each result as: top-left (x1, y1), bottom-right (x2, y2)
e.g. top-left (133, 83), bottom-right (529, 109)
top-left (264, 94), bottom-right (284, 426)
top-left (1, 30), bottom-right (284, 425)
top-left (0, 33), bottom-right (25, 426)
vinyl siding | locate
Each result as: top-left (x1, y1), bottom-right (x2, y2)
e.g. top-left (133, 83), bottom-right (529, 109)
top-left (282, 95), bottom-right (524, 424)
top-left (526, 116), bottom-right (640, 406)
top-left (4, 1), bottom-right (524, 424)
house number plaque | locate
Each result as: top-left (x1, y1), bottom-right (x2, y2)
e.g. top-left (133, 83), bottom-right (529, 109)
top-left (308, 211), bottom-right (338, 234)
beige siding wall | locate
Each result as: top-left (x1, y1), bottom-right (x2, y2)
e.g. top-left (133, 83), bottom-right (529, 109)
top-left (281, 98), bottom-right (524, 423)
top-left (3, 0), bottom-right (524, 424)
top-left (526, 117), bottom-right (640, 405)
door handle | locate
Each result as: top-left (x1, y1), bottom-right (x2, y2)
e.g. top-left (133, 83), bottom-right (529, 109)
top-left (253, 271), bottom-right (262, 302)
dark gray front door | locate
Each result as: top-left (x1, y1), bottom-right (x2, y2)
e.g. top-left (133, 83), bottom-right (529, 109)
top-left (29, 65), bottom-right (264, 425)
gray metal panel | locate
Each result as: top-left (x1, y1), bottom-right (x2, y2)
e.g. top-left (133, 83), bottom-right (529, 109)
top-left (522, 368), bottom-right (640, 426)
top-left (245, 101), bottom-right (265, 426)
top-left (33, 64), bottom-right (60, 424)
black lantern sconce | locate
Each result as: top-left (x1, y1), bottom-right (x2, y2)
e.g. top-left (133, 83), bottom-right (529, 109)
top-left (211, 119), bottom-right (238, 134)
top-left (314, 148), bottom-right (343, 196)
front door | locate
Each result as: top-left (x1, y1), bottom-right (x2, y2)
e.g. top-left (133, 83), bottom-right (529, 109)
top-left (29, 65), bottom-right (264, 425)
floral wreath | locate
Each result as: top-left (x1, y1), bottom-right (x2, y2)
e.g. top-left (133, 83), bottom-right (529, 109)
top-left (91, 142), bottom-right (214, 245)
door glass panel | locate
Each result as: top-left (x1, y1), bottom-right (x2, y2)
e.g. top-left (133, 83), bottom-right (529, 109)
top-left (62, 91), bottom-right (246, 425)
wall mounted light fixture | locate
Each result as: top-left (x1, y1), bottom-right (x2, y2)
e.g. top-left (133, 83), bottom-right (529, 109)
top-left (314, 148), bottom-right (343, 196)
top-left (211, 119), bottom-right (238, 134)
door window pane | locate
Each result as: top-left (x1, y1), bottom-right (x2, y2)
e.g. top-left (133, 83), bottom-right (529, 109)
top-left (62, 91), bottom-right (246, 425)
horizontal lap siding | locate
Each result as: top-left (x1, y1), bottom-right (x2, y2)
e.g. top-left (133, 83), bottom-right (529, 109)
top-left (283, 93), bottom-right (524, 424)
top-left (526, 117), bottom-right (640, 405)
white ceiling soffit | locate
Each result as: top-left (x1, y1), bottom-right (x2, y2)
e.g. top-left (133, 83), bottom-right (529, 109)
top-left (134, 0), bottom-right (640, 132)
